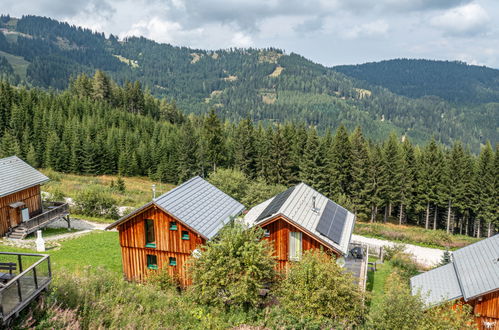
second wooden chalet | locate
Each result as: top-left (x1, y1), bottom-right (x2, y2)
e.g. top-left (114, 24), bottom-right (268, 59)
top-left (411, 234), bottom-right (499, 330)
top-left (106, 176), bottom-right (245, 286)
top-left (242, 182), bottom-right (356, 270)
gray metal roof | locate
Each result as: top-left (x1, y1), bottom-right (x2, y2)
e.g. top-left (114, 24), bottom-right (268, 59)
top-left (107, 176), bottom-right (245, 239)
top-left (0, 156), bottom-right (49, 198)
top-left (243, 182), bottom-right (356, 255)
top-left (410, 263), bottom-right (463, 307)
top-left (453, 234), bottom-right (499, 300)
top-left (411, 234), bottom-right (499, 306)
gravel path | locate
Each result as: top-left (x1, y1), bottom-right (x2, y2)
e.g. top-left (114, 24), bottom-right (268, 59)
top-left (351, 234), bottom-right (445, 267)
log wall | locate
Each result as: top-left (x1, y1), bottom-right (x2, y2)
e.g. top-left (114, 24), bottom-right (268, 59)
top-left (470, 291), bottom-right (499, 329)
top-left (0, 185), bottom-right (42, 236)
top-left (261, 216), bottom-right (340, 271)
top-left (118, 205), bottom-right (205, 286)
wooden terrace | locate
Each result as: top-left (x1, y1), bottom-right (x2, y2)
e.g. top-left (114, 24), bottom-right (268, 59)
top-left (0, 252), bottom-right (52, 326)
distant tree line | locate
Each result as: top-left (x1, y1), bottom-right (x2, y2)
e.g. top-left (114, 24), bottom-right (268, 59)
top-left (0, 75), bottom-right (497, 237)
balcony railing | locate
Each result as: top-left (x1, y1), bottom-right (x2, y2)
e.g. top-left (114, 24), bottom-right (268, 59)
top-left (24, 202), bottom-right (69, 233)
top-left (0, 252), bottom-right (52, 325)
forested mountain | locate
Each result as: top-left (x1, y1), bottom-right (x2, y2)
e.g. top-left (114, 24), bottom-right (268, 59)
top-left (0, 15), bottom-right (497, 150)
top-left (0, 75), bottom-right (497, 237)
top-left (334, 59), bottom-right (499, 104)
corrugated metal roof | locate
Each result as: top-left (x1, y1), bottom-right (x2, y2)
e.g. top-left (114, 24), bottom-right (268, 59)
top-left (453, 234), bottom-right (499, 300)
top-left (411, 234), bottom-right (499, 306)
top-left (0, 156), bottom-right (49, 197)
top-left (243, 183), bottom-right (356, 255)
top-left (410, 263), bottom-right (463, 307)
top-left (107, 176), bottom-right (245, 239)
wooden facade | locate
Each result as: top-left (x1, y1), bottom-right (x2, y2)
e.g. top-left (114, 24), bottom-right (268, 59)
top-left (468, 290), bottom-right (499, 329)
top-left (0, 185), bottom-right (43, 237)
top-left (117, 204), bottom-right (205, 287)
top-left (259, 215), bottom-right (341, 271)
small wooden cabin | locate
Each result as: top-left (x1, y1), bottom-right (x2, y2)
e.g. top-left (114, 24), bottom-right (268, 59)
top-left (0, 156), bottom-right (60, 238)
top-left (106, 176), bottom-right (245, 286)
top-left (411, 234), bottom-right (499, 329)
top-left (243, 183), bottom-right (356, 271)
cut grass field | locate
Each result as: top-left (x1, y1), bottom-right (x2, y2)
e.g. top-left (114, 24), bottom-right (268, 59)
top-left (354, 222), bottom-right (480, 250)
top-left (0, 231), bottom-right (121, 274)
top-left (366, 261), bottom-right (393, 308)
top-left (40, 169), bottom-right (175, 208)
top-left (0, 50), bottom-right (30, 79)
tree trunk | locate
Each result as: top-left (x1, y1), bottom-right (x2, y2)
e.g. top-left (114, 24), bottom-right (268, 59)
top-left (487, 222), bottom-right (492, 237)
top-left (425, 202), bottom-right (430, 230)
top-left (370, 204), bottom-right (376, 223)
top-left (459, 216), bottom-right (463, 235)
top-left (383, 205), bottom-right (388, 223)
top-left (433, 205), bottom-right (438, 230)
top-left (476, 218), bottom-right (481, 238)
top-left (399, 204), bottom-right (404, 225)
top-left (388, 202), bottom-right (392, 217)
top-left (446, 200), bottom-right (452, 234)
top-left (465, 213), bottom-right (469, 236)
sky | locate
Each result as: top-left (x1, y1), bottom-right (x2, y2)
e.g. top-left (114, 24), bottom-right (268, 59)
top-left (2, 0), bottom-right (499, 68)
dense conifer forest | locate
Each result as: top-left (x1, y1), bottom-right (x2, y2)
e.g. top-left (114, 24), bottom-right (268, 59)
top-left (0, 15), bottom-right (497, 150)
top-left (0, 73), bottom-right (497, 237)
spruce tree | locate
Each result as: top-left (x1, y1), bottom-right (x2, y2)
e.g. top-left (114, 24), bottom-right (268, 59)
top-left (349, 127), bottom-right (369, 218)
top-left (202, 109), bottom-right (225, 173)
top-left (329, 125), bottom-right (352, 199)
top-left (234, 118), bottom-right (256, 177)
top-left (475, 142), bottom-right (495, 237)
top-left (382, 132), bottom-right (403, 222)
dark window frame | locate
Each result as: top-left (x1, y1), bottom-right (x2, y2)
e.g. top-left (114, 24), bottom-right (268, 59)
top-left (181, 231), bottom-right (190, 240)
top-left (145, 219), bottom-right (156, 248)
top-left (147, 254), bottom-right (158, 269)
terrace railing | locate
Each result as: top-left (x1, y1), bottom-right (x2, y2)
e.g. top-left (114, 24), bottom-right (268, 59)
top-left (0, 252), bottom-right (52, 325)
top-left (23, 202), bottom-right (69, 234)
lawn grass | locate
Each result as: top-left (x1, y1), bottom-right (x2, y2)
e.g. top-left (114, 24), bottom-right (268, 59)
top-left (366, 261), bottom-right (393, 308)
top-left (354, 222), bottom-right (480, 250)
top-left (40, 169), bottom-right (175, 208)
top-left (25, 227), bottom-right (81, 239)
top-left (0, 231), bottom-right (121, 274)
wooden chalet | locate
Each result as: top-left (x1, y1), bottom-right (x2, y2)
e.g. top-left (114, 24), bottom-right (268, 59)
top-left (243, 183), bottom-right (356, 271)
top-left (0, 156), bottom-right (69, 239)
top-left (106, 176), bottom-right (245, 286)
top-left (411, 234), bottom-right (499, 329)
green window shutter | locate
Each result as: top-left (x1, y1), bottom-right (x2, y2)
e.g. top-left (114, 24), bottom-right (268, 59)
top-left (147, 254), bottom-right (158, 269)
top-left (289, 231), bottom-right (302, 261)
top-left (169, 221), bottom-right (177, 230)
top-left (169, 257), bottom-right (177, 266)
top-left (181, 231), bottom-right (190, 240)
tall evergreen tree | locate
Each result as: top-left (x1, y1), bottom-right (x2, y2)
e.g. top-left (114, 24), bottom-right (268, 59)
top-left (329, 125), bottom-right (352, 199)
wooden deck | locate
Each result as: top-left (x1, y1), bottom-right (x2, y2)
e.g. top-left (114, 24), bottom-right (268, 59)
top-left (344, 243), bottom-right (369, 291)
top-left (7, 202), bottom-right (70, 239)
top-left (0, 252), bottom-right (52, 325)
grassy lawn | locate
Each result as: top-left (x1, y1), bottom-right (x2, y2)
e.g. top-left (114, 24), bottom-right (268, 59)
top-left (366, 261), bottom-right (393, 308)
top-left (0, 231), bottom-right (121, 274)
top-left (40, 169), bottom-right (175, 208)
top-left (25, 227), bottom-right (81, 239)
top-left (354, 222), bottom-right (480, 250)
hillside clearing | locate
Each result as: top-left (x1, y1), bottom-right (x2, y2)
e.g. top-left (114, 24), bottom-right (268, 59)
top-left (269, 65), bottom-right (284, 77)
top-left (0, 50), bottom-right (29, 78)
top-left (112, 54), bottom-right (139, 68)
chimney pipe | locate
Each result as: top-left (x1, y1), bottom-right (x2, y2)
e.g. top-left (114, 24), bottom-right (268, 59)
top-left (312, 196), bottom-right (316, 211)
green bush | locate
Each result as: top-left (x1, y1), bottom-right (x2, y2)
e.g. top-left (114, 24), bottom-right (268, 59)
top-left (188, 222), bottom-right (277, 310)
top-left (383, 244), bottom-right (407, 261)
top-left (277, 250), bottom-right (365, 327)
top-left (73, 186), bottom-right (119, 219)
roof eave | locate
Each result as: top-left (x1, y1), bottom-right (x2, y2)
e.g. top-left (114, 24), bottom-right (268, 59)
top-left (0, 179), bottom-right (50, 198)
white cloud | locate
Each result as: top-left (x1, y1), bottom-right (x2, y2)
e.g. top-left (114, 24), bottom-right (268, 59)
top-left (343, 20), bottom-right (389, 39)
top-left (231, 32), bottom-right (253, 47)
top-left (430, 3), bottom-right (490, 35)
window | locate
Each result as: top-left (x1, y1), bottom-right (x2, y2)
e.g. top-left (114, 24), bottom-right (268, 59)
top-left (181, 231), bottom-right (190, 240)
top-left (263, 229), bottom-right (270, 237)
top-left (147, 254), bottom-right (157, 269)
top-left (169, 257), bottom-right (177, 266)
top-left (145, 219), bottom-right (156, 248)
top-left (169, 221), bottom-right (177, 230)
top-left (289, 231), bottom-right (302, 261)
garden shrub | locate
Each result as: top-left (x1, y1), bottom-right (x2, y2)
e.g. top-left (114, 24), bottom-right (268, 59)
top-left (73, 186), bottom-right (119, 219)
top-left (277, 250), bottom-right (365, 327)
top-left (188, 222), bottom-right (277, 310)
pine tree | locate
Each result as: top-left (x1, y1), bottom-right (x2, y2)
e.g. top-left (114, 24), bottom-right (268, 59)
top-left (234, 118), bottom-right (256, 177)
top-left (176, 120), bottom-right (200, 182)
top-left (329, 125), bottom-right (352, 199)
top-left (382, 132), bottom-right (403, 222)
top-left (349, 127), bottom-right (369, 218)
top-left (92, 70), bottom-right (111, 101)
top-left (202, 109), bottom-right (225, 173)
top-left (398, 139), bottom-right (417, 225)
top-left (475, 142), bottom-right (495, 237)
top-left (366, 144), bottom-right (386, 222)
top-left (267, 125), bottom-right (292, 185)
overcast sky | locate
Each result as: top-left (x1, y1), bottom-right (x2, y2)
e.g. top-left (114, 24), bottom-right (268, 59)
top-left (2, 0), bottom-right (498, 68)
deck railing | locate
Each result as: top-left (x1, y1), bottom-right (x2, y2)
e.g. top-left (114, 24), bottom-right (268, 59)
top-left (24, 202), bottom-right (69, 232)
top-left (0, 252), bottom-right (51, 324)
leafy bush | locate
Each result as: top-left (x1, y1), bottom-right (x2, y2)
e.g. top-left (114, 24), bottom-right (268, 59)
top-left (188, 222), bottom-right (277, 310)
top-left (367, 272), bottom-right (474, 330)
top-left (383, 244), bottom-right (407, 261)
top-left (241, 178), bottom-right (286, 208)
top-left (73, 186), bottom-right (119, 219)
top-left (277, 250), bottom-right (365, 327)
top-left (390, 253), bottom-right (419, 279)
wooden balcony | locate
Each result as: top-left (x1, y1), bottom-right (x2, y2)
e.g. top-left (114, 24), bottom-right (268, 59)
top-left (0, 252), bottom-right (52, 326)
top-left (8, 202), bottom-right (70, 239)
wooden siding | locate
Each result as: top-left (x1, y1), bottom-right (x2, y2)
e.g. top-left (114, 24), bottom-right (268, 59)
top-left (470, 291), bottom-right (499, 329)
top-left (0, 185), bottom-right (42, 236)
top-left (260, 216), bottom-right (340, 271)
top-left (117, 205), bottom-right (205, 286)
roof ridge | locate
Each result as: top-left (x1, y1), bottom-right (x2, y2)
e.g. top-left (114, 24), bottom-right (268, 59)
top-left (154, 176), bottom-right (202, 201)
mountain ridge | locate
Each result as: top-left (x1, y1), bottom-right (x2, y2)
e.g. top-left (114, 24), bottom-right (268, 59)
top-left (0, 14), bottom-right (497, 150)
